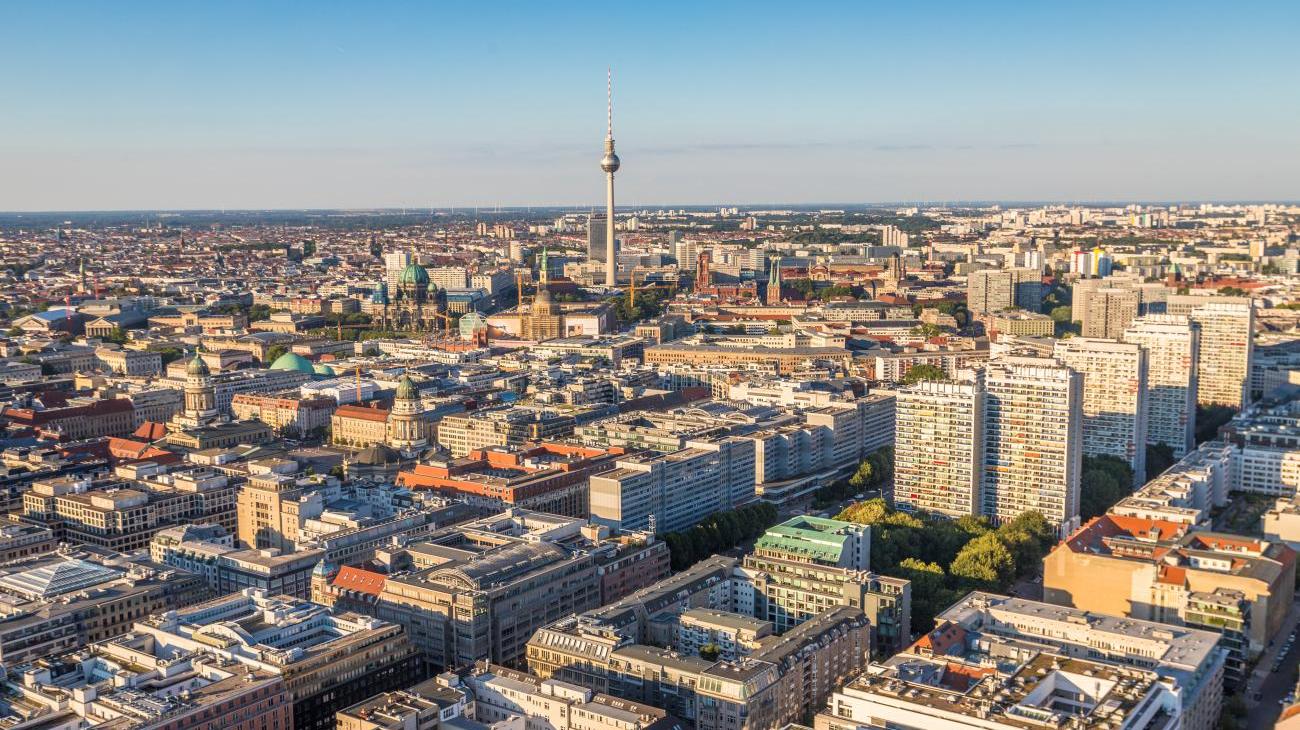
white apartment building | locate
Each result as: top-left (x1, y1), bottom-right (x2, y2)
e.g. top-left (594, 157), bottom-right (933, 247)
top-left (1123, 314), bottom-right (1200, 457)
top-left (982, 356), bottom-right (1083, 535)
top-left (893, 377), bottom-right (983, 518)
top-left (1168, 295), bottom-right (1254, 409)
top-left (1054, 338), bottom-right (1148, 483)
top-left (589, 436), bottom-right (756, 534)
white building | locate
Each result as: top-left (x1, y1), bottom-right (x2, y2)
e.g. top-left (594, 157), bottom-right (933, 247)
top-left (1123, 314), bottom-right (1200, 457)
top-left (1168, 295), bottom-right (1254, 409)
top-left (981, 356), bottom-right (1083, 535)
top-left (1053, 338), bottom-right (1148, 483)
top-left (893, 377), bottom-right (983, 518)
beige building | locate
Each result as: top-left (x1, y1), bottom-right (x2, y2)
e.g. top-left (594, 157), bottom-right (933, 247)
top-left (966, 267), bottom-right (1041, 314)
top-left (1168, 295), bottom-right (1254, 408)
top-left (336, 676), bottom-right (472, 730)
top-left (332, 403), bottom-right (391, 447)
top-left (1080, 286), bottom-right (1141, 338)
top-left (22, 470), bottom-right (237, 552)
top-left (1123, 314), bottom-right (1200, 456)
top-left (231, 392), bottom-right (336, 435)
top-left (988, 309), bottom-right (1054, 336)
top-left (464, 664), bottom-right (682, 730)
top-left (1044, 513), bottom-right (1294, 684)
top-left (437, 407), bottom-right (575, 457)
top-left (1054, 337), bottom-right (1148, 482)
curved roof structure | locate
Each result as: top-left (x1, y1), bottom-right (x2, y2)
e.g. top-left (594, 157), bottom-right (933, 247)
top-left (269, 352), bottom-right (316, 375)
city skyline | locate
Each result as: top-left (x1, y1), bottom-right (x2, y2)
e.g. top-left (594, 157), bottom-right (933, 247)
top-left (3, 1), bottom-right (1299, 211)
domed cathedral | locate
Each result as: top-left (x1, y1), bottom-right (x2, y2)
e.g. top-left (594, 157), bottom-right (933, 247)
top-left (378, 261), bottom-right (447, 332)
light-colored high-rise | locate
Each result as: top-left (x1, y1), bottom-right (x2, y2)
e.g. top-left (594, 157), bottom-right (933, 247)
top-left (1054, 337), bottom-right (1148, 483)
top-left (1080, 286), bottom-right (1141, 338)
top-left (893, 377), bottom-right (984, 518)
top-left (383, 250), bottom-right (411, 295)
top-left (982, 356), bottom-right (1083, 534)
top-left (1124, 314), bottom-right (1200, 457)
top-left (600, 70), bottom-right (620, 286)
top-left (1168, 295), bottom-right (1254, 408)
top-left (966, 267), bottom-right (1042, 314)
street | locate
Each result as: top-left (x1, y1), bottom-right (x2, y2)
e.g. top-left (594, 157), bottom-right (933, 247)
top-left (1246, 601), bottom-right (1300, 730)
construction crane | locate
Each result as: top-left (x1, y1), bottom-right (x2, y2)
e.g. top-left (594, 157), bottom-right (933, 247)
top-left (611, 271), bottom-right (677, 311)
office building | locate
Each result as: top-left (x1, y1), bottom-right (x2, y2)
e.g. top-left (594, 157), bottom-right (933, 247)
top-left (137, 589), bottom-right (423, 730)
top-left (1044, 514), bottom-right (1294, 685)
top-left (818, 591), bottom-right (1225, 730)
top-left (151, 523), bottom-right (324, 598)
top-left (21, 469), bottom-right (238, 552)
top-left (464, 664), bottom-right (682, 730)
top-left (436, 407), bottom-right (576, 457)
top-left (0, 551), bottom-right (209, 667)
top-left (982, 356), bottom-right (1083, 534)
top-left (1123, 314), bottom-right (1200, 457)
top-left (893, 377), bottom-right (984, 518)
top-left (314, 510), bottom-right (605, 669)
top-left (336, 676), bottom-right (472, 730)
top-left (1053, 338), bottom-right (1148, 482)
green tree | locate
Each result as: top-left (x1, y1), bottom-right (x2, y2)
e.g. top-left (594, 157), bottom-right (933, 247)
top-left (1079, 455), bottom-right (1133, 520)
top-left (1049, 305), bottom-right (1072, 323)
top-left (847, 460), bottom-right (875, 491)
top-left (950, 533), bottom-right (1015, 589)
top-left (1196, 405), bottom-right (1236, 444)
top-left (1146, 443), bottom-right (1176, 477)
top-left (264, 344), bottom-right (289, 365)
top-left (895, 558), bottom-right (951, 632)
top-left (699, 643), bottom-right (721, 661)
top-left (900, 364), bottom-right (948, 385)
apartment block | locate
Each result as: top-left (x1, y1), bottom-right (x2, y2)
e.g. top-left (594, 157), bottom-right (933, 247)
top-left (1080, 286), bottom-right (1141, 338)
top-left (1168, 295), bottom-right (1254, 408)
top-left (1054, 337), bottom-right (1148, 482)
top-left (982, 356), bottom-right (1083, 534)
top-left (966, 267), bottom-right (1042, 314)
top-left (589, 436), bottom-right (756, 534)
top-left (1123, 314), bottom-right (1200, 457)
top-left (893, 377), bottom-right (983, 518)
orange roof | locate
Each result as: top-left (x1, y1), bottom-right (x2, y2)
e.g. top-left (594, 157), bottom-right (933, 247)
top-left (1105, 514), bottom-right (1186, 542)
top-left (332, 566), bottom-right (386, 596)
top-left (334, 404), bottom-right (390, 422)
top-left (1157, 565), bottom-right (1187, 586)
top-left (133, 421), bottom-right (168, 441)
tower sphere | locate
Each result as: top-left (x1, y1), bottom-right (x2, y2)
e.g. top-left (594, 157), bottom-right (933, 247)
top-left (601, 151), bottom-right (620, 173)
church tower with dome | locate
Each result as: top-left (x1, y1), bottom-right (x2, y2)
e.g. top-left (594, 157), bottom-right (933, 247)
top-left (380, 260), bottom-right (446, 332)
top-left (386, 374), bottom-right (430, 451)
top-left (171, 353), bottom-right (220, 428)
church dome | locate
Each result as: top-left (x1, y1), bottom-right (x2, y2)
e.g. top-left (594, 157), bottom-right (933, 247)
top-left (269, 352), bottom-right (316, 374)
top-left (313, 363), bottom-right (336, 376)
top-left (186, 354), bottom-right (210, 376)
top-left (394, 374), bottom-right (419, 401)
top-left (398, 263), bottom-right (430, 289)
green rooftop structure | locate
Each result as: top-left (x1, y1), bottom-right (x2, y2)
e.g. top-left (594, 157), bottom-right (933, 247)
top-left (753, 515), bottom-right (871, 570)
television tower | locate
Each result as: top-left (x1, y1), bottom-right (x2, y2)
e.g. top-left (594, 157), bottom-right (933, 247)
top-left (600, 68), bottom-right (621, 286)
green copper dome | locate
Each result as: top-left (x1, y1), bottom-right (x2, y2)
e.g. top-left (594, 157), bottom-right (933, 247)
top-left (398, 262), bottom-right (430, 288)
top-left (394, 374), bottom-right (419, 401)
top-left (269, 352), bottom-right (316, 374)
top-left (313, 363), bottom-right (336, 376)
top-left (186, 353), bottom-right (210, 376)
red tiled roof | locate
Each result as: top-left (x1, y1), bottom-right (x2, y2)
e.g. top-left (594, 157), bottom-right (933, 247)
top-left (332, 566), bottom-right (386, 596)
top-left (134, 421), bottom-right (168, 441)
top-left (334, 404), bottom-right (390, 422)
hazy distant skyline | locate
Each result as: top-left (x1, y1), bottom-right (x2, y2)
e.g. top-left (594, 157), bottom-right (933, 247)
top-left (3, 1), bottom-right (1298, 211)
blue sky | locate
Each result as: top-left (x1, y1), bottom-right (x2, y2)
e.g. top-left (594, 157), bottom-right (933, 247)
top-left (2, 0), bottom-right (1297, 210)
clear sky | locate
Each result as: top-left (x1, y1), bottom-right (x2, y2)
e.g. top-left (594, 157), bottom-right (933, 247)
top-left (2, 0), bottom-right (1298, 211)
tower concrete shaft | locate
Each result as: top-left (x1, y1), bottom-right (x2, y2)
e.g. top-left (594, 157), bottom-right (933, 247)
top-left (600, 69), bottom-right (621, 287)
